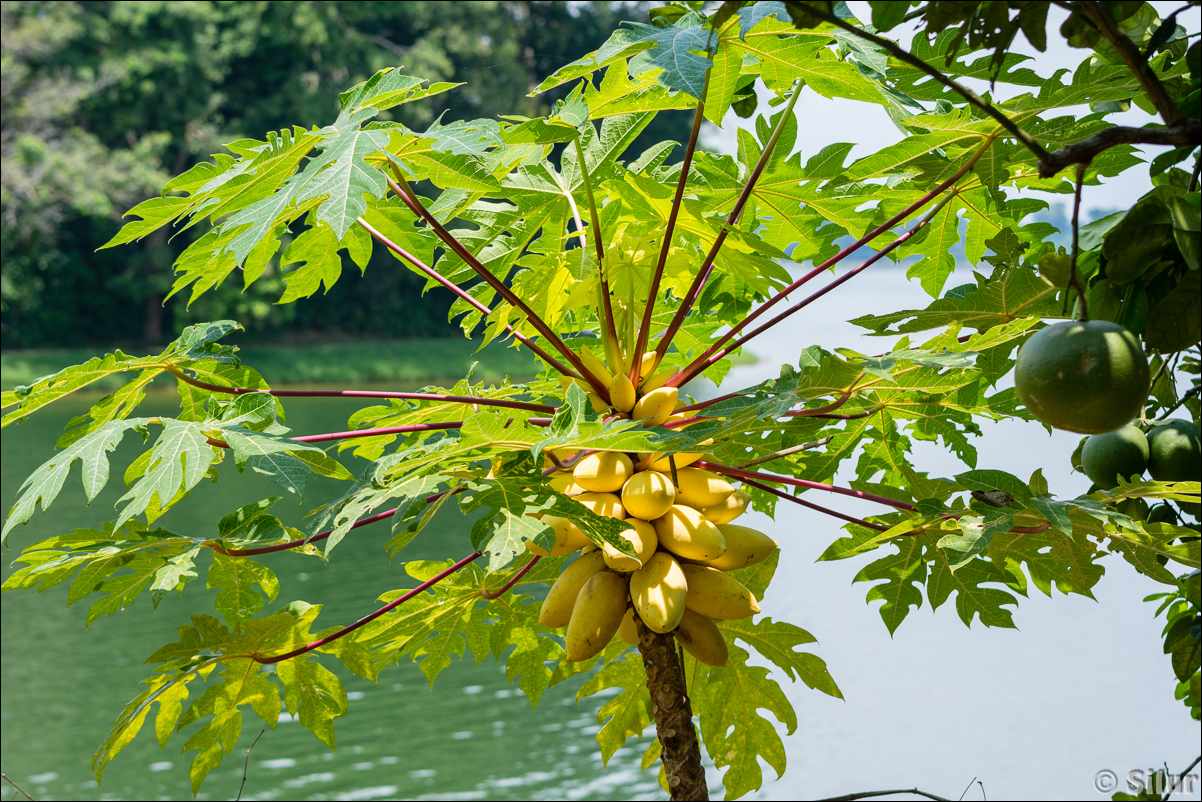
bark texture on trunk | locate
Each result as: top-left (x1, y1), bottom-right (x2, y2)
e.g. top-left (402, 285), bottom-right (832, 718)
top-left (635, 618), bottom-right (708, 801)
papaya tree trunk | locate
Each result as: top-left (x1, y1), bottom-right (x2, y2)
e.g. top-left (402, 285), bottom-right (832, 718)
top-left (635, 619), bottom-right (708, 800)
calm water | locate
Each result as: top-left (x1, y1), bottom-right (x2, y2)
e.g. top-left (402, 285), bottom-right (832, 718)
top-left (3, 266), bottom-right (1199, 801)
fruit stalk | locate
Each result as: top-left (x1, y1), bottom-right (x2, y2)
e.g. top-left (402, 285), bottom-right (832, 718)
top-left (635, 616), bottom-right (708, 801)
top-left (1064, 160), bottom-right (1090, 319)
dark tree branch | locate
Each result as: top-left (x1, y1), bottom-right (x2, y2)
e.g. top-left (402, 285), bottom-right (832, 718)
top-left (817, 789), bottom-right (952, 802)
top-left (0, 774), bottom-right (35, 802)
top-left (799, 4), bottom-right (1051, 162)
top-left (235, 730), bottom-right (265, 802)
top-left (1076, 0), bottom-right (1184, 125)
top-left (1037, 120), bottom-right (1200, 177)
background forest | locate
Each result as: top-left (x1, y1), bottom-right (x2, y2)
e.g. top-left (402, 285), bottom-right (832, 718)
top-left (1, 0), bottom-right (686, 349)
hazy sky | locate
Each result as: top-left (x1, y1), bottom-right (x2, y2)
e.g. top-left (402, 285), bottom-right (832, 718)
top-left (700, 1), bottom-right (1187, 219)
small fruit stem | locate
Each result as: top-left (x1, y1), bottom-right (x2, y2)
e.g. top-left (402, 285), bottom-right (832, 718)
top-left (634, 616), bottom-right (708, 801)
top-left (1067, 160), bottom-right (1090, 321)
top-left (630, 77), bottom-right (710, 387)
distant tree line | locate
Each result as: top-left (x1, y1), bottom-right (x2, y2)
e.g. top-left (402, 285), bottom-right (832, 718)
top-left (1, 1), bottom-right (682, 349)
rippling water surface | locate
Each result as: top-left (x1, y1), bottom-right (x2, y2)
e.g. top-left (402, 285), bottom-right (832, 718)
top-left (3, 266), bottom-right (1199, 801)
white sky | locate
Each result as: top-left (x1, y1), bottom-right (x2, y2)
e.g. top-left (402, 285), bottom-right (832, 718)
top-left (700, 1), bottom-right (1187, 218)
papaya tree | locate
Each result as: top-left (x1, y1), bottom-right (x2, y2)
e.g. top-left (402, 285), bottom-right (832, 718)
top-left (2, 1), bottom-right (1199, 799)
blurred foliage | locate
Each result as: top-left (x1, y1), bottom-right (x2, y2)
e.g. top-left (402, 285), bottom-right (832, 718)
top-left (1, 0), bottom-right (683, 349)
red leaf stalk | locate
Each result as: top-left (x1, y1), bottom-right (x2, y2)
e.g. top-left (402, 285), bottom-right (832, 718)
top-left (215, 489), bottom-right (464, 557)
top-left (629, 80), bottom-right (709, 387)
top-left (217, 505), bottom-right (403, 555)
top-left (671, 189), bottom-right (956, 387)
top-left (256, 551), bottom-right (482, 664)
top-left (572, 136), bottom-right (622, 366)
top-left (740, 478), bottom-right (889, 531)
top-left (385, 174), bottom-right (611, 401)
top-left (480, 555), bottom-right (542, 599)
top-left (167, 366), bottom-right (556, 414)
top-left (669, 138), bottom-right (992, 387)
top-left (654, 81), bottom-right (803, 365)
top-left (293, 422), bottom-right (463, 443)
top-left (356, 217), bottom-right (579, 380)
top-left (697, 462), bottom-right (916, 511)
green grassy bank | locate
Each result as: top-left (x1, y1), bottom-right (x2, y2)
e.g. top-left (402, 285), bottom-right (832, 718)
top-left (1, 338), bottom-right (544, 392)
top-left (1, 337), bottom-right (757, 392)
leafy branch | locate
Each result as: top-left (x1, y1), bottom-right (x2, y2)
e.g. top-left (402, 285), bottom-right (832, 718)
top-left (795, 1), bottom-right (1199, 177)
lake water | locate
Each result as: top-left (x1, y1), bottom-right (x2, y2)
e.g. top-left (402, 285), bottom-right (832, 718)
top-left (2, 264), bottom-right (1199, 801)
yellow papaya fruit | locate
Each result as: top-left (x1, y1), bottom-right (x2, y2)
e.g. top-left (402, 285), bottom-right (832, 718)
top-left (575, 492), bottom-right (625, 519)
top-left (617, 606), bottom-right (640, 645)
top-left (697, 489), bottom-right (749, 524)
top-left (539, 550), bottom-right (607, 628)
top-left (548, 472), bottom-right (585, 495)
top-left (526, 515), bottom-right (592, 557)
top-left (647, 450), bottom-right (707, 473)
top-left (680, 564), bottom-right (760, 620)
top-left (640, 367), bottom-right (676, 393)
top-left (579, 351), bottom-right (614, 386)
top-left (639, 348), bottom-right (658, 377)
top-left (703, 523), bottom-right (777, 571)
top-left (632, 386), bottom-right (678, 425)
top-left (573, 452), bottom-right (634, 493)
top-left (610, 373), bottom-right (637, 413)
top-left (673, 608), bottom-right (728, 667)
top-left (586, 392), bottom-right (608, 413)
top-left (565, 571), bottom-right (629, 662)
top-left (620, 470), bottom-right (676, 520)
top-left (630, 552), bottom-right (688, 633)
top-left (652, 505), bottom-right (727, 562)
top-left (674, 467), bottom-right (736, 509)
top-left (601, 518), bottom-right (658, 572)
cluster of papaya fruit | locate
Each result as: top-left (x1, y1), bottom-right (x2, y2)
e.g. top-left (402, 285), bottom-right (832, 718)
top-left (528, 349), bottom-right (777, 666)
top-left (532, 439), bottom-right (776, 668)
